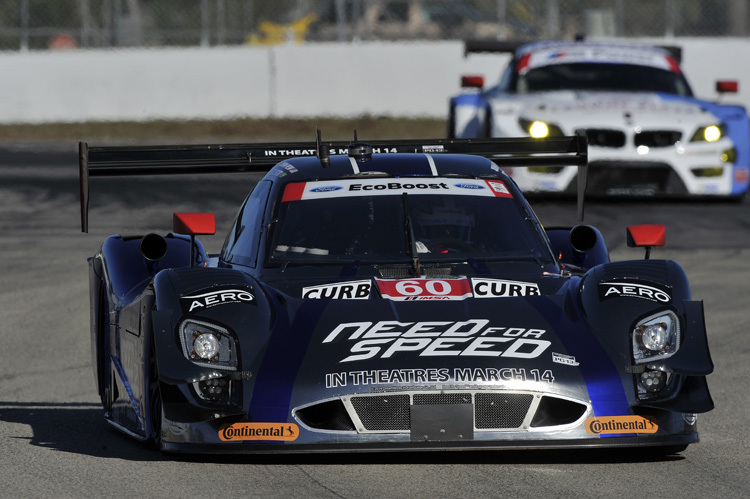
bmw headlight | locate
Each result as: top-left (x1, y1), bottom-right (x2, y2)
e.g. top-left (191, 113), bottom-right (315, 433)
top-left (519, 118), bottom-right (564, 138)
top-left (690, 124), bottom-right (725, 143)
top-left (632, 311), bottom-right (680, 363)
top-left (179, 319), bottom-right (238, 370)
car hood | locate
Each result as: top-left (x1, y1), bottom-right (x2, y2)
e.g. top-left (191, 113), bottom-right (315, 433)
top-left (247, 277), bottom-right (634, 422)
top-left (491, 90), bottom-right (714, 129)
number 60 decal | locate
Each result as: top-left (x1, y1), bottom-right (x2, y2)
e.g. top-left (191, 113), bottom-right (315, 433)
top-left (376, 278), bottom-right (473, 301)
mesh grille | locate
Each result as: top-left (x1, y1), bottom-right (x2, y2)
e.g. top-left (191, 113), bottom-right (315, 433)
top-left (414, 393), bottom-right (472, 405)
top-left (475, 393), bottom-right (534, 429)
top-left (350, 394), bottom-right (410, 431)
top-left (348, 391), bottom-right (550, 432)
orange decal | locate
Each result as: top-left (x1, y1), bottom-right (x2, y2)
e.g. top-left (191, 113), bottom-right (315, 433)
top-left (585, 415), bottom-right (658, 435)
top-left (219, 422), bottom-right (300, 441)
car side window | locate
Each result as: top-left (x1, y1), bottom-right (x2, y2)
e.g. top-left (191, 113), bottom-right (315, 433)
top-left (221, 180), bottom-right (272, 267)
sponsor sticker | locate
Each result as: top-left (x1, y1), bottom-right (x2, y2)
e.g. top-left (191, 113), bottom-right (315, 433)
top-left (181, 287), bottom-right (255, 313)
top-left (376, 278), bottom-right (473, 301)
top-left (322, 319), bottom-right (550, 363)
top-left (302, 280), bottom-right (372, 299)
top-left (325, 367), bottom-right (555, 388)
top-left (471, 278), bottom-right (540, 297)
top-left (552, 352), bottom-right (580, 366)
top-left (280, 178), bottom-right (515, 202)
top-left (219, 422), bottom-right (299, 441)
top-left (585, 415), bottom-right (658, 435)
top-left (598, 279), bottom-right (672, 303)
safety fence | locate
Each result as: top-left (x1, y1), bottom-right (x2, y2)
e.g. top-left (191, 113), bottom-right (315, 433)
top-left (1, 0), bottom-right (748, 51)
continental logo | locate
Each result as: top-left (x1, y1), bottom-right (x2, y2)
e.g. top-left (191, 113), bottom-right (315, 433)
top-left (219, 423), bottom-right (299, 442)
top-left (585, 416), bottom-right (658, 435)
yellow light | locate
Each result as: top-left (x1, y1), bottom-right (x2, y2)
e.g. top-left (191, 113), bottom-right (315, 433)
top-left (529, 121), bottom-right (549, 138)
top-left (704, 125), bottom-right (721, 142)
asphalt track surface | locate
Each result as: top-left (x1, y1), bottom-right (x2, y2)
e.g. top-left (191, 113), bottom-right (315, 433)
top-left (2, 148), bottom-right (749, 498)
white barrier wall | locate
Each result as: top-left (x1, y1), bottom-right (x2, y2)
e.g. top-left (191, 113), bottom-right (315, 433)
top-left (0, 39), bottom-right (748, 124)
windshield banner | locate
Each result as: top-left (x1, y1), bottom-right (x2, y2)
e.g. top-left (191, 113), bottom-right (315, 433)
top-left (282, 178), bottom-right (512, 202)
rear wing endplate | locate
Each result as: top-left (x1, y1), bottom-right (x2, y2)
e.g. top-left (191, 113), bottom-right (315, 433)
top-left (79, 135), bottom-right (588, 232)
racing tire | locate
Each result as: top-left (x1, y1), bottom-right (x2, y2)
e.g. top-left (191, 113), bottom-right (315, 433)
top-left (148, 336), bottom-right (164, 450)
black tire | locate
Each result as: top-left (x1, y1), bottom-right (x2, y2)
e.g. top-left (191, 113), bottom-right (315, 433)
top-left (148, 336), bottom-right (163, 450)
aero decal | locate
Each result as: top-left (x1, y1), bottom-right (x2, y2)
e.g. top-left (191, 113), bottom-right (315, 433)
top-left (181, 288), bottom-right (255, 313)
top-left (303, 280), bottom-right (372, 299)
top-left (376, 278), bottom-right (473, 301)
top-left (598, 279), bottom-right (671, 303)
top-left (585, 416), bottom-right (658, 435)
top-left (219, 423), bottom-right (300, 441)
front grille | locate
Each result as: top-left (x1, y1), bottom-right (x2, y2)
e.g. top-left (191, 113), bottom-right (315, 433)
top-left (350, 394), bottom-right (411, 431)
top-left (297, 391), bottom-right (589, 433)
top-left (580, 160), bottom-right (688, 195)
top-left (579, 128), bottom-right (626, 148)
top-left (475, 393), bottom-right (535, 429)
top-left (634, 130), bottom-right (682, 148)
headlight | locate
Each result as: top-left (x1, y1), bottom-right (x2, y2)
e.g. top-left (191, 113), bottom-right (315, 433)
top-left (690, 124), bottom-right (725, 142)
top-left (519, 118), bottom-right (564, 138)
top-left (632, 311), bottom-right (680, 363)
top-left (179, 319), bottom-right (238, 370)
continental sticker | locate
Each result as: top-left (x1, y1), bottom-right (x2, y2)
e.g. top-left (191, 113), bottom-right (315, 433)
top-left (219, 422), bottom-right (299, 441)
top-left (585, 415), bottom-right (658, 435)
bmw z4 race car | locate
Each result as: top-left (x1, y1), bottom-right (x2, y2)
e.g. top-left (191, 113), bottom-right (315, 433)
top-left (449, 39), bottom-right (750, 198)
top-left (79, 134), bottom-right (713, 454)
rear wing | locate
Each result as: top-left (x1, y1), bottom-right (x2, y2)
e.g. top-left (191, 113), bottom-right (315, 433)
top-left (463, 39), bottom-right (682, 63)
top-left (79, 135), bottom-right (588, 232)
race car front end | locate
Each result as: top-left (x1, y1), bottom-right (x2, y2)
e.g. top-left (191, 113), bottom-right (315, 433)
top-left (491, 93), bottom-right (750, 198)
top-left (151, 264), bottom-right (712, 454)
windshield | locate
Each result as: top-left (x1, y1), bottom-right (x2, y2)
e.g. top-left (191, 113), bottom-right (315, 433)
top-left (266, 178), bottom-right (553, 266)
top-left (515, 63), bottom-right (692, 96)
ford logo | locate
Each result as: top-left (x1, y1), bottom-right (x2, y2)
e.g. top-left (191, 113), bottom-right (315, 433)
top-left (310, 186), bottom-right (342, 193)
top-left (455, 183), bottom-right (484, 190)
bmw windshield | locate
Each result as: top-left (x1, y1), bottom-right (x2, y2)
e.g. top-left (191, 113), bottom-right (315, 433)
top-left (514, 62), bottom-right (693, 96)
top-left (266, 177), bottom-right (555, 266)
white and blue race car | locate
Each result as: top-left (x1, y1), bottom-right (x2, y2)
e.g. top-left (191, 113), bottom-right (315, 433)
top-left (449, 40), bottom-right (750, 198)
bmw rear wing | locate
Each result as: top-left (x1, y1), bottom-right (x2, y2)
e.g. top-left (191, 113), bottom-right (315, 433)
top-left (79, 135), bottom-right (588, 232)
top-left (463, 39), bottom-right (683, 63)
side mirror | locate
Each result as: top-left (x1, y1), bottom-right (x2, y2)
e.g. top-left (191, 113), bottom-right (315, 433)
top-left (627, 224), bottom-right (665, 260)
top-left (461, 75), bottom-right (484, 90)
top-left (716, 80), bottom-right (738, 94)
top-left (173, 213), bottom-right (216, 267)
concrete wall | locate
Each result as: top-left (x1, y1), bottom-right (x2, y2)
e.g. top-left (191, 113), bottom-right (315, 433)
top-left (1, 38), bottom-right (748, 124)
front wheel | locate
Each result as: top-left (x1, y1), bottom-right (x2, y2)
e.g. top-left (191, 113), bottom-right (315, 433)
top-left (148, 338), bottom-right (163, 449)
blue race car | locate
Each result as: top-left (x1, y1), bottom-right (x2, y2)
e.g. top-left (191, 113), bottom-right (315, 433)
top-left (79, 134), bottom-right (713, 454)
top-left (449, 39), bottom-right (750, 198)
